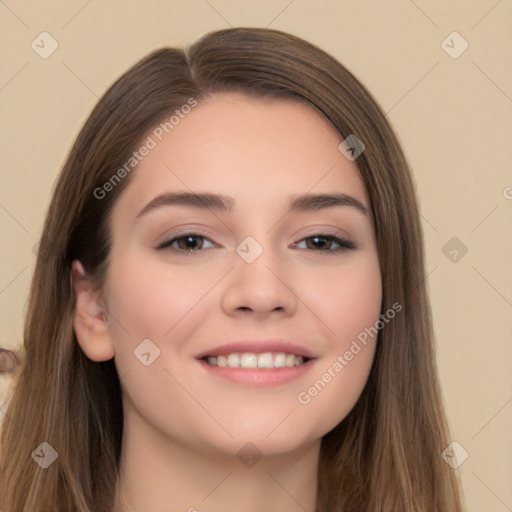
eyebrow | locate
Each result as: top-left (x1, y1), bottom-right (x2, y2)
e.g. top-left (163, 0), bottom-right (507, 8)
top-left (134, 191), bottom-right (369, 221)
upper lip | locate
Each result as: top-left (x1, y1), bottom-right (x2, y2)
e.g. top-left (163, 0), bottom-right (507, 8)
top-left (195, 340), bottom-right (317, 360)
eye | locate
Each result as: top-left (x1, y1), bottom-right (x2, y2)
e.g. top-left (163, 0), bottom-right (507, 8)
top-left (294, 234), bottom-right (357, 255)
top-left (156, 233), bottom-right (215, 253)
top-left (156, 232), bottom-right (357, 256)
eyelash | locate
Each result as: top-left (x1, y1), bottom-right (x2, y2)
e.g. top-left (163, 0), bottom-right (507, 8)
top-left (156, 232), bottom-right (357, 256)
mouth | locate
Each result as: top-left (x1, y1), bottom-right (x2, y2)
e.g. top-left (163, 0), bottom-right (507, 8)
top-left (200, 351), bottom-right (312, 369)
top-left (195, 340), bottom-right (317, 386)
top-left (196, 341), bottom-right (317, 386)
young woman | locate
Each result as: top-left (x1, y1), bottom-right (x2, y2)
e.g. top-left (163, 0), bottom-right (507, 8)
top-left (0, 27), bottom-right (464, 511)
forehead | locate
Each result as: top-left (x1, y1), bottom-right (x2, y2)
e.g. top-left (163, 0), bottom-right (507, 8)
top-left (112, 92), bottom-right (369, 219)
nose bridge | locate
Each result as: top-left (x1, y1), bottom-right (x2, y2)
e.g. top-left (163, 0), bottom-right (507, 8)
top-left (235, 234), bottom-right (270, 265)
top-left (235, 233), bottom-right (286, 287)
top-left (231, 193), bottom-right (289, 263)
top-left (220, 232), bottom-right (298, 315)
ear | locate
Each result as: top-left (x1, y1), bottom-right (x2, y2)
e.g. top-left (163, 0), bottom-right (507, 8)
top-left (71, 260), bottom-right (115, 362)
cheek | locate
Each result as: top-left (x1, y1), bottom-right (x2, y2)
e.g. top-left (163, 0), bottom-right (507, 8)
top-left (104, 251), bottom-right (215, 347)
top-left (301, 254), bottom-right (382, 348)
top-left (291, 254), bottom-right (382, 434)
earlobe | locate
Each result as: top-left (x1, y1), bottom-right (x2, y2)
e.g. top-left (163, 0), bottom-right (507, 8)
top-left (71, 260), bottom-right (115, 362)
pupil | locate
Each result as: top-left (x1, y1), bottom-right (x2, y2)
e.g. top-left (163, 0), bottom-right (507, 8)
top-left (310, 236), bottom-right (327, 249)
top-left (182, 236), bottom-right (201, 250)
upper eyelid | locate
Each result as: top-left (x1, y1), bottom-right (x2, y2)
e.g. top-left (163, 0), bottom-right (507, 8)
top-left (156, 230), bottom-right (214, 247)
top-left (156, 232), bottom-right (354, 250)
top-left (157, 230), bottom-right (348, 242)
top-left (156, 223), bottom-right (352, 241)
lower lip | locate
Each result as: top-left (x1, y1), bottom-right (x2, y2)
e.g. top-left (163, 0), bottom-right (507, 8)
top-left (198, 359), bottom-right (315, 387)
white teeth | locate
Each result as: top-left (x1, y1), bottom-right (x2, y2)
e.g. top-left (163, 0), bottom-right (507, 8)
top-left (273, 352), bottom-right (287, 368)
top-left (257, 352), bottom-right (274, 368)
top-left (240, 353), bottom-right (258, 368)
top-left (227, 353), bottom-right (240, 367)
top-left (203, 352), bottom-right (308, 369)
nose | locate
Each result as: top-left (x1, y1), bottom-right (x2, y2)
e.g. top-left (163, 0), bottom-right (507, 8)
top-left (220, 243), bottom-right (299, 318)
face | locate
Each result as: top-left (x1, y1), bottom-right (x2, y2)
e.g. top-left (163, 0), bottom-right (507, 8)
top-left (78, 92), bottom-right (382, 458)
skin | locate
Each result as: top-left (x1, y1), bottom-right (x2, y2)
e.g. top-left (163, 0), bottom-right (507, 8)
top-left (0, 349), bottom-right (17, 374)
top-left (72, 92), bottom-right (382, 512)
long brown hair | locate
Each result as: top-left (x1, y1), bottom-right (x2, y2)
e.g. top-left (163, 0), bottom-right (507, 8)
top-left (0, 27), bottom-right (464, 511)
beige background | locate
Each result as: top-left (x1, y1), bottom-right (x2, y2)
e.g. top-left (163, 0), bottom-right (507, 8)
top-left (1, 1), bottom-right (511, 510)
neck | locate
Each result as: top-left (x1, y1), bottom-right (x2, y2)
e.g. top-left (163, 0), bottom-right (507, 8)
top-left (113, 408), bottom-right (320, 512)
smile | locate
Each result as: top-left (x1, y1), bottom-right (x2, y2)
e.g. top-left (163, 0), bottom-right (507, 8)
top-left (201, 352), bottom-right (309, 369)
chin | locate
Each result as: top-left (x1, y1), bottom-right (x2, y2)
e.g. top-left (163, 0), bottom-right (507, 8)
top-left (198, 421), bottom-right (322, 461)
